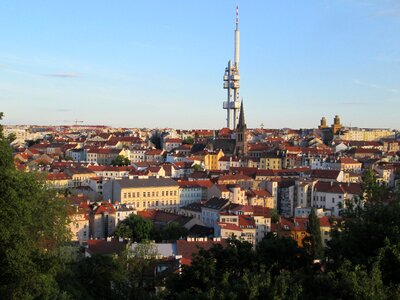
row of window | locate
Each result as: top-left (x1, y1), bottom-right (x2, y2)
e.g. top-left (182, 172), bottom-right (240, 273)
top-left (220, 217), bottom-right (238, 223)
top-left (180, 199), bottom-right (199, 206)
top-left (123, 190), bottom-right (177, 199)
top-left (181, 193), bottom-right (202, 198)
top-left (124, 200), bottom-right (177, 208)
top-left (314, 195), bottom-right (342, 202)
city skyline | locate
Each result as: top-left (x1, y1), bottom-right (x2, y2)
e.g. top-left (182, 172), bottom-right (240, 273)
top-left (1, 0), bottom-right (400, 129)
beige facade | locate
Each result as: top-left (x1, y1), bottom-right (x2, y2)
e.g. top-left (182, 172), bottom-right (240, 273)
top-left (103, 177), bottom-right (180, 211)
top-left (204, 149), bottom-right (224, 170)
top-left (259, 156), bottom-right (283, 170)
top-left (254, 215), bottom-right (271, 243)
top-left (218, 214), bottom-right (256, 245)
top-left (65, 168), bottom-right (96, 187)
top-left (90, 202), bottom-right (116, 239)
top-left (69, 208), bottom-right (89, 242)
top-left (46, 174), bottom-right (73, 189)
top-left (341, 129), bottom-right (394, 141)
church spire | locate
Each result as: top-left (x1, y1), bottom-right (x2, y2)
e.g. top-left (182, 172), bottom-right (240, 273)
top-left (235, 99), bottom-right (248, 157)
top-left (237, 100), bottom-right (246, 129)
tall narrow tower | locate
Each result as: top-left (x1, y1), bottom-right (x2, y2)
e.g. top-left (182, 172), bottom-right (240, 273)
top-left (223, 6), bottom-right (241, 130)
top-left (235, 100), bottom-right (248, 157)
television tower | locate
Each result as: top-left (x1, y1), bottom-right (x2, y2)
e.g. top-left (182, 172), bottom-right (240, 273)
top-left (223, 6), bottom-right (241, 130)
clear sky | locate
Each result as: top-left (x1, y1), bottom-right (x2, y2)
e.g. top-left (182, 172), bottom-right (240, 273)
top-left (0, 0), bottom-right (399, 129)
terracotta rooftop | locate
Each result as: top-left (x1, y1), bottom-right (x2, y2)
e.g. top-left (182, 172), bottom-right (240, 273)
top-left (175, 239), bottom-right (228, 266)
top-left (86, 239), bottom-right (128, 256)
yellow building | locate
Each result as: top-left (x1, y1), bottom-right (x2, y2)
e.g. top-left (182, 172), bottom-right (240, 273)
top-left (64, 167), bottom-right (96, 187)
top-left (341, 128), bottom-right (394, 141)
top-left (46, 173), bottom-right (73, 189)
top-left (204, 149), bottom-right (224, 170)
top-left (319, 216), bottom-right (334, 248)
top-left (259, 153), bottom-right (283, 170)
top-left (103, 177), bottom-right (180, 211)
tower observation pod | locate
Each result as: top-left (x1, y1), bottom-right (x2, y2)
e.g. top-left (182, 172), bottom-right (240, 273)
top-left (223, 5), bottom-right (241, 130)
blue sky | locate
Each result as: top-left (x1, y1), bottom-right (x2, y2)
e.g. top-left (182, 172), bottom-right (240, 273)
top-left (0, 0), bottom-right (399, 129)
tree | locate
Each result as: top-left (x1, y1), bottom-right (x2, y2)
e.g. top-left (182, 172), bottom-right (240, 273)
top-left (328, 199), bottom-right (400, 268)
top-left (303, 208), bottom-right (323, 259)
top-left (362, 167), bottom-right (389, 202)
top-left (114, 214), bottom-right (154, 242)
top-left (75, 254), bottom-right (126, 299)
top-left (270, 208), bottom-right (280, 224)
top-left (164, 238), bottom-right (303, 299)
top-left (192, 164), bottom-right (202, 172)
top-left (182, 137), bottom-right (194, 145)
top-left (6, 132), bottom-right (16, 144)
top-left (256, 233), bottom-right (309, 272)
top-left (159, 222), bottom-right (188, 242)
top-left (0, 112), bottom-right (71, 299)
top-left (112, 155), bottom-right (131, 166)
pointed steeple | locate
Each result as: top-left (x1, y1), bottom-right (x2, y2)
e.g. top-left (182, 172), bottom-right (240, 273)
top-left (237, 100), bottom-right (246, 130)
top-left (235, 99), bottom-right (248, 157)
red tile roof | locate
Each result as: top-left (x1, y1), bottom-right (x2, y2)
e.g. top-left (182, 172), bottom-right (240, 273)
top-left (86, 239), bottom-right (128, 256)
top-left (175, 239), bottom-right (228, 266)
top-left (46, 173), bottom-right (70, 180)
top-left (310, 169), bottom-right (341, 180)
top-left (252, 206), bottom-right (272, 218)
top-left (230, 167), bottom-right (258, 178)
top-left (339, 157), bottom-right (360, 164)
top-left (218, 222), bottom-right (242, 231)
top-left (319, 216), bottom-right (331, 227)
top-left (314, 181), bottom-right (362, 195)
top-left (239, 215), bottom-right (256, 229)
top-left (145, 149), bottom-right (164, 155)
top-left (95, 202), bottom-right (116, 215)
top-left (293, 217), bottom-right (309, 231)
top-left (165, 138), bottom-right (182, 144)
top-left (218, 174), bottom-right (253, 182)
top-left (177, 180), bottom-right (214, 189)
top-left (88, 165), bottom-right (132, 172)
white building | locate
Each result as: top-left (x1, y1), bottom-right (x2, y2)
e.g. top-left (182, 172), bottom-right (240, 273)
top-left (312, 181), bottom-right (363, 217)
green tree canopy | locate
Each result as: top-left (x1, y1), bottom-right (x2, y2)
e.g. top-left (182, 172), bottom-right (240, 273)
top-left (362, 167), bottom-right (389, 202)
top-left (114, 214), bottom-right (154, 242)
top-left (303, 208), bottom-right (323, 259)
top-left (112, 155), bottom-right (131, 166)
top-left (182, 137), bottom-right (194, 145)
top-left (0, 112), bottom-right (71, 299)
top-left (159, 222), bottom-right (188, 242)
top-left (256, 233), bottom-right (309, 272)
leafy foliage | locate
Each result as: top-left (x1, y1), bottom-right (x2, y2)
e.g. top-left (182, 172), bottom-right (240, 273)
top-left (111, 155), bottom-right (131, 166)
top-left (303, 207), bottom-right (323, 259)
top-left (362, 168), bottom-right (389, 202)
top-left (269, 208), bottom-right (280, 224)
top-left (182, 137), bottom-right (194, 145)
top-left (114, 214), bottom-right (154, 242)
top-left (0, 112), bottom-right (71, 299)
top-left (157, 222), bottom-right (188, 242)
top-left (164, 183), bottom-right (400, 299)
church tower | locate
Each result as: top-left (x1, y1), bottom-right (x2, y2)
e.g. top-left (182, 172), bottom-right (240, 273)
top-left (235, 100), bottom-right (248, 157)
